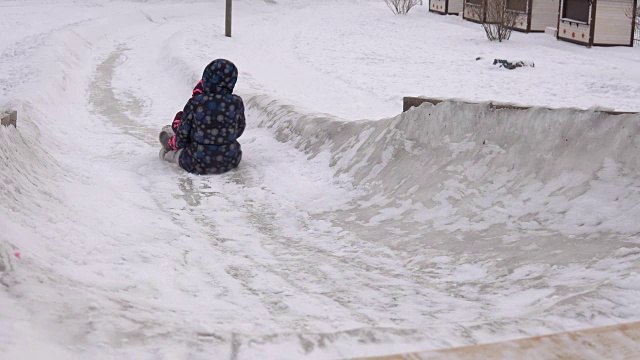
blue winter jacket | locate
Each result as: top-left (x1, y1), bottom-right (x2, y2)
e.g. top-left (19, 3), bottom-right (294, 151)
top-left (175, 59), bottom-right (246, 175)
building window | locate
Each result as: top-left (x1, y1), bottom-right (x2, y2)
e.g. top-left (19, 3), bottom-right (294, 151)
top-left (506, 0), bottom-right (527, 12)
top-left (562, 0), bottom-right (590, 23)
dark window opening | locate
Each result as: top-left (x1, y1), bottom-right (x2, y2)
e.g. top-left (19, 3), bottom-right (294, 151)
top-left (506, 0), bottom-right (527, 12)
top-left (467, 0), bottom-right (483, 5)
top-left (563, 0), bottom-right (590, 23)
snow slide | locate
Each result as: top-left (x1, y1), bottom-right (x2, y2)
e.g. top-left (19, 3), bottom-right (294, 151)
top-left (1, 4), bottom-right (640, 359)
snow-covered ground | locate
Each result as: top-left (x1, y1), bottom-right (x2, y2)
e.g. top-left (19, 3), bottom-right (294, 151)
top-left (1, 0), bottom-right (639, 358)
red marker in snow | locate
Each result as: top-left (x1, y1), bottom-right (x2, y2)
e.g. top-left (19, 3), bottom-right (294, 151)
top-left (14, 251), bottom-right (21, 259)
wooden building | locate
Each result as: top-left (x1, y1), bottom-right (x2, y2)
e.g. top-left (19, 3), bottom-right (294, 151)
top-left (464, 0), bottom-right (559, 28)
top-left (463, 0), bottom-right (508, 23)
top-left (430, 0), bottom-right (465, 15)
top-left (557, 0), bottom-right (638, 46)
top-left (505, 0), bottom-right (560, 32)
top-left (463, 0), bottom-right (491, 23)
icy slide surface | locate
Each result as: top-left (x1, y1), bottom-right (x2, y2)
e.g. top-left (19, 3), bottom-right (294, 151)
top-left (2, 1), bottom-right (640, 359)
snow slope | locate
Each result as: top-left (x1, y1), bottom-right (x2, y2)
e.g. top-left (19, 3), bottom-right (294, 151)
top-left (1, 0), bottom-right (640, 359)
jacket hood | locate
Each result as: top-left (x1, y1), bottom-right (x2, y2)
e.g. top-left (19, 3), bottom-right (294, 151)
top-left (202, 59), bottom-right (238, 95)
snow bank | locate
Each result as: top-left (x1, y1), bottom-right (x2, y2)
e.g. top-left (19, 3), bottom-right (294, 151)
top-left (0, 12), bottom-right (185, 358)
top-left (247, 95), bottom-right (640, 235)
top-left (242, 94), bottom-right (640, 354)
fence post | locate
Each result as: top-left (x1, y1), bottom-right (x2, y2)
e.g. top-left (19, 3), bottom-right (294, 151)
top-left (225, 0), bottom-right (232, 37)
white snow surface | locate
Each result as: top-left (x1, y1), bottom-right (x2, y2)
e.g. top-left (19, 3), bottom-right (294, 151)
top-left (1, 0), bottom-right (640, 359)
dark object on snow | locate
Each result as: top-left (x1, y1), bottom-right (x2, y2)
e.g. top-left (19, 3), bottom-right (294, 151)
top-left (493, 59), bottom-right (534, 70)
top-left (1, 110), bottom-right (17, 127)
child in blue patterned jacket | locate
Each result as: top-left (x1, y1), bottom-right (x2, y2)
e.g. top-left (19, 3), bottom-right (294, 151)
top-left (159, 59), bottom-right (246, 175)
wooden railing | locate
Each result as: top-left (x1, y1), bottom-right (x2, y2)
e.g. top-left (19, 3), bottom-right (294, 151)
top-left (355, 321), bottom-right (640, 360)
top-left (402, 96), bottom-right (638, 115)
